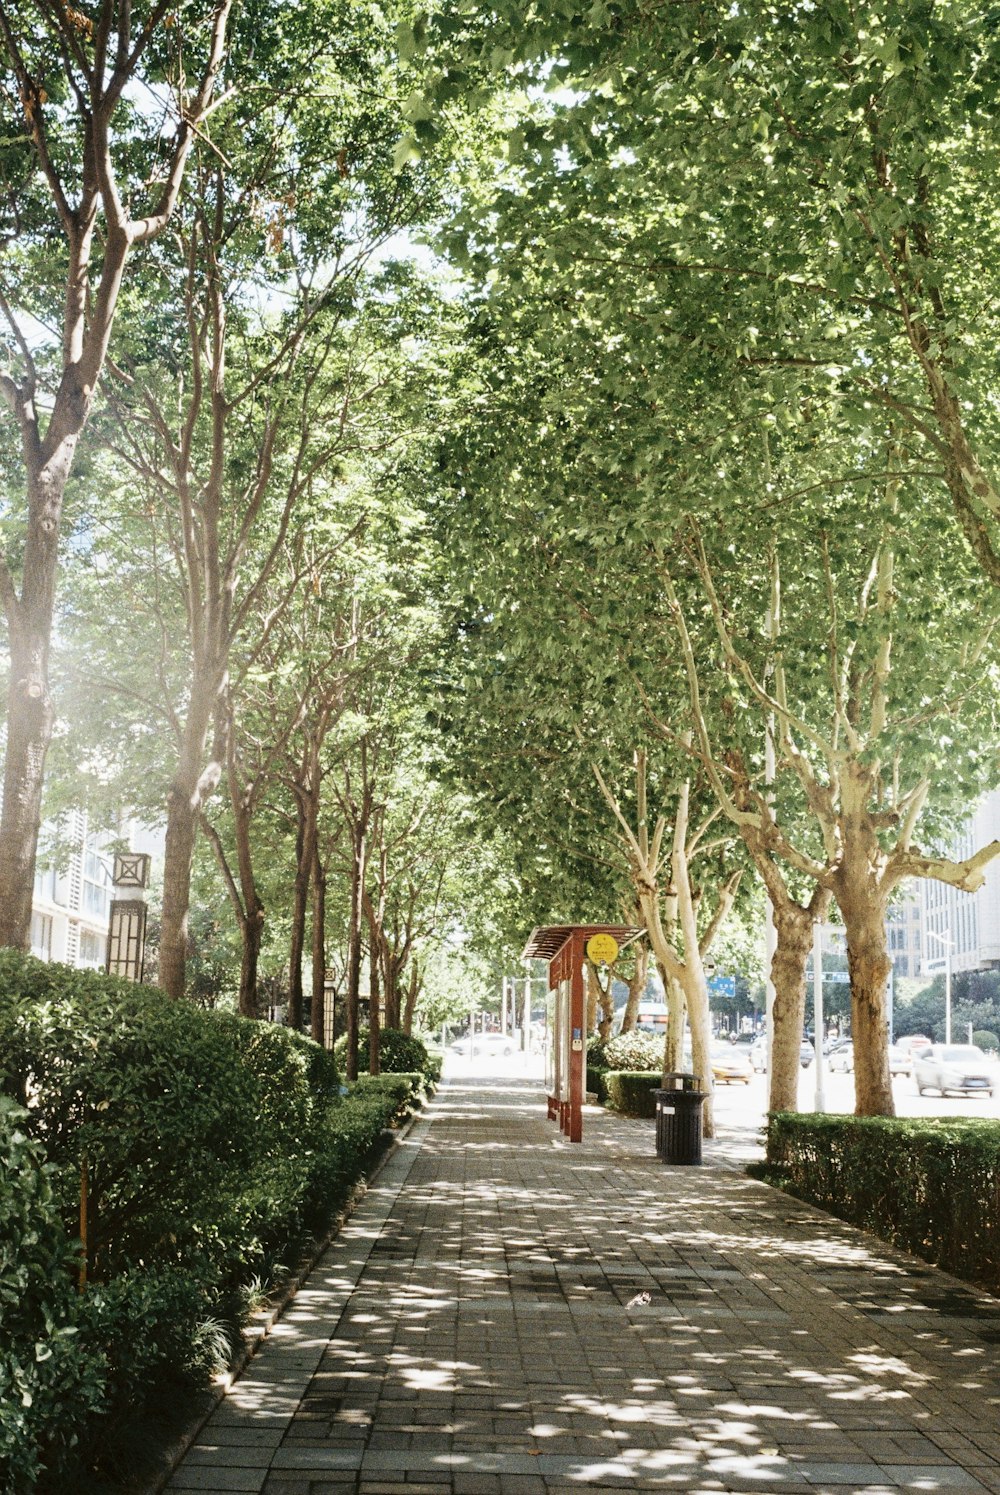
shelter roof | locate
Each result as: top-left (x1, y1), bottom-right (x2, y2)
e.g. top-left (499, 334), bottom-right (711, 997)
top-left (521, 924), bottom-right (644, 963)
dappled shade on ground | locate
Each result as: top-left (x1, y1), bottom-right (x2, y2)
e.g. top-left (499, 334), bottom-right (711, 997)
top-left (167, 1072), bottom-right (1000, 1493)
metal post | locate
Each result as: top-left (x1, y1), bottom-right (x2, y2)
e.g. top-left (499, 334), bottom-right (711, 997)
top-left (501, 976), bottom-right (508, 1035)
top-left (813, 922), bottom-right (826, 1113)
top-left (945, 945), bottom-right (952, 1045)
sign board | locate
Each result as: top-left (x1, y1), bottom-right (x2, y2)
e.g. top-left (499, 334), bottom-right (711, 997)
top-left (707, 974), bottom-right (736, 1000)
top-left (585, 933), bottom-right (619, 965)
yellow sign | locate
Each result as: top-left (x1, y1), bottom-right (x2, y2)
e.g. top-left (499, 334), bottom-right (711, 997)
top-left (586, 933), bottom-right (619, 966)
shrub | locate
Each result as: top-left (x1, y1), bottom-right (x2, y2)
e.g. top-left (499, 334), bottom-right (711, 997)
top-left (0, 1097), bottom-right (105, 1493)
top-left (974, 1030), bottom-right (999, 1052)
top-left (302, 1079), bottom-right (417, 1222)
top-left (605, 1030), bottom-right (664, 1071)
top-left (586, 1066), bottom-right (609, 1103)
top-left (0, 957), bottom-right (263, 1283)
top-left (353, 1072), bottom-right (424, 1119)
top-left (604, 1071), bottom-right (662, 1118)
top-left (334, 1027), bottom-right (440, 1087)
top-left (764, 1112), bottom-right (1000, 1292)
top-left (0, 952), bottom-right (408, 1488)
top-left (586, 1035), bottom-right (610, 1070)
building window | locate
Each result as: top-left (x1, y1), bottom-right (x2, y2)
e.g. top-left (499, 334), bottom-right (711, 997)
top-left (78, 928), bottom-right (106, 969)
top-left (30, 912), bottom-right (53, 961)
top-left (82, 836), bottom-right (108, 920)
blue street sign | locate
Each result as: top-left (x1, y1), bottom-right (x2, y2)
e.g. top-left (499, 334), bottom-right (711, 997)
top-left (707, 974), bottom-right (737, 999)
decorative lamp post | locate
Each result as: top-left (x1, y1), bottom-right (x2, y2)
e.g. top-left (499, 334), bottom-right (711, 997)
top-left (105, 852), bottom-right (151, 981)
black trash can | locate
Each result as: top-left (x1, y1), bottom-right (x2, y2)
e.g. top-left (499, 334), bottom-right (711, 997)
top-left (654, 1073), bottom-right (706, 1166)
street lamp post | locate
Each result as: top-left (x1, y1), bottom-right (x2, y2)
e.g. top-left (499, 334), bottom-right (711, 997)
top-left (926, 928), bottom-right (953, 1045)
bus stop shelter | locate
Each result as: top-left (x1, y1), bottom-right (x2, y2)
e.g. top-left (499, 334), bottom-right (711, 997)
top-left (522, 924), bottom-right (643, 1142)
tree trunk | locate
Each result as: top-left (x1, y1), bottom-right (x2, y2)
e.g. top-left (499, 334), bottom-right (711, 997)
top-left (288, 782), bottom-right (318, 1031)
top-left (661, 966), bottom-right (687, 1073)
top-left (767, 901), bottom-right (815, 1114)
top-left (287, 825), bottom-right (308, 1031)
top-left (0, 638), bottom-right (53, 947)
top-left (239, 910), bottom-right (264, 1020)
top-left (368, 946), bottom-right (380, 1075)
top-left (837, 878), bottom-right (894, 1116)
top-left (310, 844), bottom-right (326, 1046)
top-left (620, 944), bottom-right (648, 1034)
top-left (344, 821), bottom-right (366, 1083)
top-left (403, 964), bottom-right (421, 1035)
top-left (158, 679), bottom-right (221, 999)
top-left (231, 779), bottom-right (264, 1020)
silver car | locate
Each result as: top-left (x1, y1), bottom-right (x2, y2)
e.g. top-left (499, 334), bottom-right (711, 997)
top-left (913, 1044), bottom-right (993, 1098)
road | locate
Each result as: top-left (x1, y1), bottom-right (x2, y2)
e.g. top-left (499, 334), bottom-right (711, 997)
top-left (444, 1046), bottom-right (1000, 1126)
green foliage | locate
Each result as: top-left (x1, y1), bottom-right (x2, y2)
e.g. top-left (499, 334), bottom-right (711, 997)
top-left (0, 1097), bottom-right (105, 1494)
top-left (975, 1032), bottom-right (1000, 1053)
top-left (335, 1027), bottom-right (441, 1087)
top-left (765, 1113), bottom-right (1000, 1292)
top-left (604, 1030), bottom-right (664, 1071)
top-left (586, 1034), bottom-right (610, 1070)
top-left (585, 1066), bottom-right (609, 1103)
top-left (0, 952), bottom-right (406, 1487)
top-left (604, 1071), bottom-right (662, 1118)
top-left (352, 1072), bottom-right (426, 1120)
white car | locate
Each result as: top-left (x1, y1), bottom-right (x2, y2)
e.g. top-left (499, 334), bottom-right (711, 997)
top-left (450, 1032), bottom-right (516, 1058)
top-left (828, 1043), bottom-right (854, 1074)
top-left (914, 1044), bottom-right (993, 1098)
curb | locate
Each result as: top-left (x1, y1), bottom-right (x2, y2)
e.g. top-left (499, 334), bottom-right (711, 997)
top-left (142, 1091), bottom-right (429, 1495)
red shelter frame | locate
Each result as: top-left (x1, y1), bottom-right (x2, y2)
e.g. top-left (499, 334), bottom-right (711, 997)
top-left (522, 924), bottom-right (642, 1142)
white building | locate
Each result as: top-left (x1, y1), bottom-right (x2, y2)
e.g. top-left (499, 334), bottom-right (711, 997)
top-left (30, 808), bottom-right (112, 968)
top-left (30, 811), bottom-right (160, 972)
top-left (921, 788), bottom-right (1000, 975)
top-left (814, 885), bottom-right (923, 980)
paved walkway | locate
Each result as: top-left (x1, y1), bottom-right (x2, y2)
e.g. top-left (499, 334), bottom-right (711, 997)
top-left (166, 1073), bottom-right (1000, 1495)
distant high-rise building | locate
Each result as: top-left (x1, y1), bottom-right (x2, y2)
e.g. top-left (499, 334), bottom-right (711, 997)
top-left (920, 788), bottom-right (1000, 975)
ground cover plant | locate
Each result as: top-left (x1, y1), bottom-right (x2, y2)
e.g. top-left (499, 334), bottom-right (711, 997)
top-left (0, 953), bottom-right (415, 1491)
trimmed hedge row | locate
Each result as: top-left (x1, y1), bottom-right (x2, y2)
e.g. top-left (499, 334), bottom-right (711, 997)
top-left (763, 1112), bottom-right (1000, 1291)
top-left (603, 1070), bottom-right (662, 1118)
top-left (0, 953), bottom-right (421, 1491)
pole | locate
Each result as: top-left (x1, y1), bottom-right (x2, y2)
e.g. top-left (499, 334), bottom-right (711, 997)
top-left (813, 922), bottom-right (825, 1112)
top-left (945, 944), bottom-right (952, 1045)
top-left (501, 976), bottom-right (508, 1035)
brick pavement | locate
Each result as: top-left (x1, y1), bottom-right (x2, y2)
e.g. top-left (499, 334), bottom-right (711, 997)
top-left (164, 1072), bottom-right (1000, 1495)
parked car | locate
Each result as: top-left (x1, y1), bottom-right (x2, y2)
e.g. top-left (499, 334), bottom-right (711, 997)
top-left (888, 1043), bottom-right (913, 1077)
top-left (710, 1044), bottom-right (753, 1085)
top-left (749, 1037), bottom-right (815, 1073)
top-left (828, 1042), bottom-right (854, 1074)
top-left (450, 1031), bottom-right (516, 1058)
top-left (914, 1044), bottom-right (994, 1097)
top-left (898, 1033), bottom-right (933, 1060)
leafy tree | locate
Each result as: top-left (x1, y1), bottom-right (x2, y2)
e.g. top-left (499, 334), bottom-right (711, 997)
top-left (0, 0), bottom-right (234, 948)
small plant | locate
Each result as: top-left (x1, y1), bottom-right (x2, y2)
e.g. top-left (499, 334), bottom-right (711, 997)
top-left (605, 1030), bottom-right (664, 1071)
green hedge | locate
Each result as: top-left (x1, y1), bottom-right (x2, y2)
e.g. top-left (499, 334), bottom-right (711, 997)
top-left (0, 1097), bottom-right (105, 1493)
top-left (334, 1027), bottom-right (441, 1088)
top-left (0, 953), bottom-right (418, 1490)
top-left (764, 1112), bottom-right (1000, 1291)
top-left (604, 1070), bottom-right (662, 1118)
